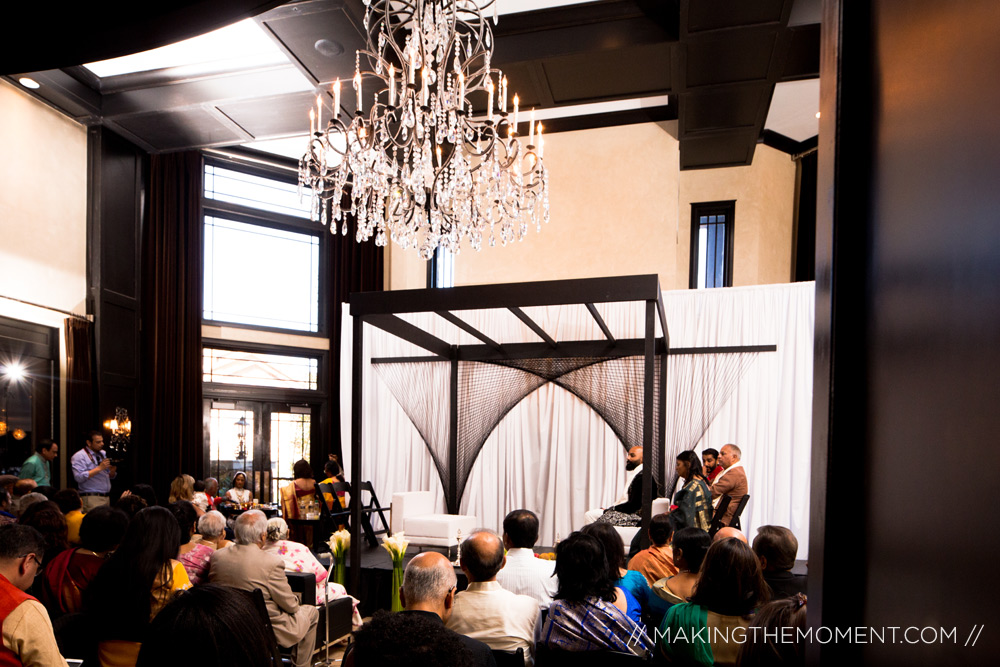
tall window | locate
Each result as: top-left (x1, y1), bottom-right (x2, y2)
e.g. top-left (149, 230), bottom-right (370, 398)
top-left (427, 246), bottom-right (455, 288)
top-left (689, 201), bottom-right (735, 289)
top-left (203, 162), bottom-right (323, 333)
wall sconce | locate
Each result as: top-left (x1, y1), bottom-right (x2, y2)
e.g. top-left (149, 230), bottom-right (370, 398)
top-left (11, 429), bottom-right (25, 441)
top-left (104, 407), bottom-right (132, 460)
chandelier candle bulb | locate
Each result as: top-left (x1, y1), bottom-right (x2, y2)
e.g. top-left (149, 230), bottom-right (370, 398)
top-left (333, 79), bottom-right (341, 116)
top-left (389, 64), bottom-right (395, 106)
top-left (501, 75), bottom-right (507, 113)
top-left (458, 70), bottom-right (465, 104)
top-left (487, 78), bottom-right (494, 122)
top-left (539, 123), bottom-right (544, 158)
top-left (529, 108), bottom-right (535, 144)
top-left (513, 94), bottom-right (519, 132)
top-left (354, 69), bottom-right (362, 112)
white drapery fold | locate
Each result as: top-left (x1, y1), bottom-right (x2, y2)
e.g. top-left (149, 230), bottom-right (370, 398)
top-left (342, 281), bottom-right (813, 557)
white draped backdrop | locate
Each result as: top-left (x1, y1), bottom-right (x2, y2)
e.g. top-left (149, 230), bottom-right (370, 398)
top-left (341, 281), bottom-right (814, 558)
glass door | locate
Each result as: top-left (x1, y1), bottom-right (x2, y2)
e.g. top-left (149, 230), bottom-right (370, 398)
top-left (206, 400), bottom-right (317, 505)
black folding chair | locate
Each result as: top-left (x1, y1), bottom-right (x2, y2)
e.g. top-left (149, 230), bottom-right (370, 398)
top-left (709, 494), bottom-right (732, 536)
top-left (728, 494), bottom-right (750, 531)
top-left (327, 480), bottom-right (391, 547)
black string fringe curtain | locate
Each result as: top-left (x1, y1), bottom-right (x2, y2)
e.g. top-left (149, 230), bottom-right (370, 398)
top-left (373, 350), bottom-right (761, 512)
top-left (327, 209), bottom-right (384, 464)
top-left (140, 151), bottom-right (204, 495)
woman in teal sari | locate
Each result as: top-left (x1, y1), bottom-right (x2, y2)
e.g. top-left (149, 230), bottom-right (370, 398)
top-left (659, 537), bottom-right (769, 666)
top-left (670, 450), bottom-right (713, 532)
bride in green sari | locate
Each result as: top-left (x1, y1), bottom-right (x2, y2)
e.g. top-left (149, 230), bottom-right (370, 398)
top-left (670, 450), bottom-right (713, 532)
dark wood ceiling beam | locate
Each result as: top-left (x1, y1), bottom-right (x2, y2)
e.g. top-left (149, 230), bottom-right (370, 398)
top-left (435, 311), bottom-right (503, 352)
top-left (586, 303), bottom-right (616, 344)
top-left (363, 314), bottom-right (452, 359)
top-left (508, 307), bottom-right (557, 348)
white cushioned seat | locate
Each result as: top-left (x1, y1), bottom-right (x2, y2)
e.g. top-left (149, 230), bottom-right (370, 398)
top-left (391, 491), bottom-right (477, 547)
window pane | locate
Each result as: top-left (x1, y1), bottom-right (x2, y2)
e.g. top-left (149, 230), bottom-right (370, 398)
top-left (204, 217), bottom-right (319, 331)
top-left (205, 164), bottom-right (313, 219)
top-left (270, 412), bottom-right (311, 502)
top-left (697, 226), bottom-right (708, 289)
top-left (714, 222), bottom-right (726, 287)
top-left (208, 408), bottom-right (254, 489)
top-left (203, 348), bottom-right (318, 390)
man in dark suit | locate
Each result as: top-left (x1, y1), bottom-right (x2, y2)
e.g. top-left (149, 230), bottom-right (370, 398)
top-left (710, 443), bottom-right (749, 526)
top-left (585, 446), bottom-right (660, 526)
top-left (752, 525), bottom-right (807, 599)
top-left (208, 510), bottom-right (318, 667)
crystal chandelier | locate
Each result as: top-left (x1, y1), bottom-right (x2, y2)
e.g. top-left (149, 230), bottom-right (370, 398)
top-left (299, 0), bottom-right (549, 259)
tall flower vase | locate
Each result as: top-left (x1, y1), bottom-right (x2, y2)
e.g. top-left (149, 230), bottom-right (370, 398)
top-left (390, 557), bottom-right (405, 612)
top-left (328, 529), bottom-right (350, 588)
top-left (381, 533), bottom-right (409, 613)
top-left (333, 556), bottom-right (346, 588)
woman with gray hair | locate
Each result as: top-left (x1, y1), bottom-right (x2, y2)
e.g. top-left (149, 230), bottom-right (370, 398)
top-left (262, 518), bottom-right (362, 627)
top-left (196, 511), bottom-right (233, 550)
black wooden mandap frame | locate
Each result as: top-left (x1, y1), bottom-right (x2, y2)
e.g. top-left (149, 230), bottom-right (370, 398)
top-left (346, 274), bottom-right (671, 593)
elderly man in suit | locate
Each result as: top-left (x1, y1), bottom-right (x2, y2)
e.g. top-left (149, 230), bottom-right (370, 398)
top-left (208, 510), bottom-right (318, 667)
top-left (710, 444), bottom-right (749, 527)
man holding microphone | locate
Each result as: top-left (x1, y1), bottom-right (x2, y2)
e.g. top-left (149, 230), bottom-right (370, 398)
top-left (70, 431), bottom-right (116, 511)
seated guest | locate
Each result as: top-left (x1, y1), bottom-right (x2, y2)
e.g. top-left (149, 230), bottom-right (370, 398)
top-left (18, 500), bottom-right (68, 568)
top-left (263, 519), bottom-right (362, 630)
top-left (84, 506), bottom-right (192, 644)
top-left (702, 448), bottom-right (723, 484)
top-left (0, 475), bottom-right (17, 498)
top-left (0, 524), bottom-right (70, 665)
top-left (167, 474), bottom-right (194, 504)
top-left (670, 450), bottom-right (713, 532)
top-left (53, 489), bottom-right (84, 545)
top-left (710, 444), bottom-right (748, 527)
top-left (350, 609), bottom-right (479, 667)
top-left (586, 447), bottom-right (660, 527)
top-left (446, 531), bottom-right (539, 662)
top-left (11, 479), bottom-right (37, 514)
top-left (390, 551), bottom-right (494, 666)
top-left (196, 510), bottom-right (233, 550)
top-left (0, 489), bottom-right (16, 525)
top-left (224, 472), bottom-right (252, 506)
top-left (319, 460), bottom-right (347, 511)
top-left (537, 532), bottom-right (650, 656)
top-left (263, 518), bottom-right (335, 606)
top-left (752, 526), bottom-right (807, 599)
top-left (129, 484), bottom-right (159, 508)
top-left (714, 526), bottom-right (747, 543)
top-left (659, 538), bottom-right (769, 666)
top-left (736, 594), bottom-right (807, 667)
top-left (192, 480), bottom-right (209, 513)
top-left (280, 460), bottom-right (318, 545)
top-left (651, 527), bottom-right (711, 608)
top-left (115, 492), bottom-right (148, 520)
top-left (496, 509), bottom-right (557, 609)
top-left (34, 485), bottom-right (56, 501)
top-left (208, 510), bottom-right (318, 667)
top-left (42, 505), bottom-right (128, 616)
top-left (627, 513), bottom-right (678, 585)
top-left (15, 491), bottom-right (46, 518)
top-left (170, 501), bottom-right (214, 585)
top-left (581, 522), bottom-right (664, 626)
top-left (136, 584), bottom-right (278, 667)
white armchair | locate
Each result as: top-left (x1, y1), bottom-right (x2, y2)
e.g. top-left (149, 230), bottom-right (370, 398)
top-left (390, 491), bottom-right (478, 547)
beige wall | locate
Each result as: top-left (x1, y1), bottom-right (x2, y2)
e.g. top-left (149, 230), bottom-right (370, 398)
top-left (0, 79), bottom-right (88, 313)
top-left (386, 120), bottom-right (797, 290)
top-left (0, 78), bottom-right (88, 468)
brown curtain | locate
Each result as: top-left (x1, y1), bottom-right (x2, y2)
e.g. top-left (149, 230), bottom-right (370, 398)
top-left (140, 151), bottom-right (204, 496)
top-left (64, 318), bottom-right (95, 487)
top-left (326, 219), bottom-right (384, 464)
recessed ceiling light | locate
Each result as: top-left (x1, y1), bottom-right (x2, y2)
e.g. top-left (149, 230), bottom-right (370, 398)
top-left (18, 77), bottom-right (40, 89)
top-left (815, 112), bottom-right (821, 119)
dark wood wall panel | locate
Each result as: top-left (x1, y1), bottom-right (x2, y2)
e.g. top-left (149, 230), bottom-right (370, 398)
top-left (88, 127), bottom-right (146, 486)
top-left (813, 0), bottom-right (1000, 663)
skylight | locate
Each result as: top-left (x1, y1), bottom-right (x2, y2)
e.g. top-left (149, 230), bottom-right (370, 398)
top-left (83, 19), bottom-right (287, 78)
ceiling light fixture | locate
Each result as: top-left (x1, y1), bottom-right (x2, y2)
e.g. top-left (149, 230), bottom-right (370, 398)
top-left (17, 77), bottom-right (39, 89)
top-left (299, 0), bottom-right (549, 259)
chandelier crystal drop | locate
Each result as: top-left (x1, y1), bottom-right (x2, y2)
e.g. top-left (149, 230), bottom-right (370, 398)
top-left (298, 0), bottom-right (549, 259)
